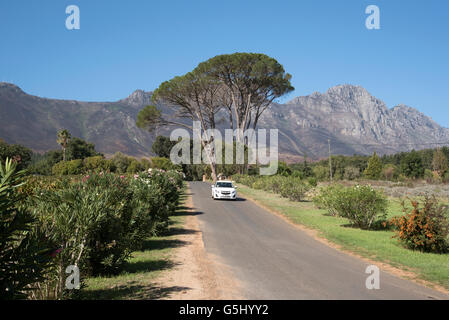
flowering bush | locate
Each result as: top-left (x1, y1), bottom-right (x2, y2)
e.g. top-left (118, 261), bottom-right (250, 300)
top-left (22, 168), bottom-right (184, 298)
top-left (51, 159), bottom-right (83, 175)
top-left (279, 178), bottom-right (310, 202)
top-left (390, 196), bottom-right (449, 253)
top-left (132, 168), bottom-right (183, 234)
top-left (315, 184), bottom-right (388, 229)
top-left (313, 185), bottom-right (342, 216)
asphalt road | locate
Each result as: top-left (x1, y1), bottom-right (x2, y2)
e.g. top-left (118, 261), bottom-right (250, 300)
top-left (189, 181), bottom-right (449, 300)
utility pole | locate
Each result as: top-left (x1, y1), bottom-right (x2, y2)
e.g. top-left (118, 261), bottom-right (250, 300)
top-left (328, 139), bottom-right (333, 182)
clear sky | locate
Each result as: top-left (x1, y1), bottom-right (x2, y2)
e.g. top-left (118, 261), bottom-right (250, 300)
top-left (1, 0), bottom-right (448, 126)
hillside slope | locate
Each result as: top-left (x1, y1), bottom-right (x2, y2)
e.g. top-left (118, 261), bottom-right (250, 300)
top-left (1, 82), bottom-right (448, 159)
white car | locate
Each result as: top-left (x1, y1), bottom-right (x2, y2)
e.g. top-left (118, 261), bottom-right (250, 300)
top-left (211, 181), bottom-right (237, 200)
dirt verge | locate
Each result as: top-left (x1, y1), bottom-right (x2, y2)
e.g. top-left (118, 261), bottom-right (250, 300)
top-left (156, 185), bottom-right (242, 300)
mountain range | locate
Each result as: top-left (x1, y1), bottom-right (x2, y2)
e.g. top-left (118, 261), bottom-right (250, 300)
top-left (1, 82), bottom-right (448, 161)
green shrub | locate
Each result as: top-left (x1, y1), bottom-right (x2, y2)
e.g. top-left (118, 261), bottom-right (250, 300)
top-left (307, 177), bottom-right (318, 187)
top-left (31, 174), bottom-right (134, 290)
top-left (0, 141), bottom-right (33, 170)
top-left (151, 157), bottom-right (180, 171)
top-left (83, 156), bottom-right (107, 172)
top-left (268, 176), bottom-right (285, 194)
top-left (313, 166), bottom-right (329, 181)
top-left (344, 166), bottom-right (360, 180)
top-left (252, 177), bottom-right (267, 190)
top-left (335, 185), bottom-right (388, 229)
top-left (141, 158), bottom-right (151, 170)
top-left (232, 174), bottom-right (257, 187)
top-left (313, 185), bottom-right (341, 216)
top-left (291, 170), bottom-right (303, 179)
top-left (424, 169), bottom-right (435, 183)
top-left (136, 169), bottom-right (183, 232)
top-left (391, 196), bottom-right (449, 253)
top-left (51, 159), bottom-right (83, 175)
top-left (110, 152), bottom-right (132, 174)
top-left (29, 151), bottom-right (63, 175)
top-left (277, 162), bottom-right (292, 176)
top-left (400, 150), bottom-right (424, 179)
top-left (0, 159), bottom-right (52, 299)
top-left (315, 185), bottom-right (387, 229)
top-left (279, 178), bottom-right (310, 202)
top-left (103, 159), bottom-right (116, 172)
top-left (126, 159), bottom-right (144, 174)
top-left (443, 171), bottom-right (449, 184)
top-left (26, 169), bottom-right (184, 298)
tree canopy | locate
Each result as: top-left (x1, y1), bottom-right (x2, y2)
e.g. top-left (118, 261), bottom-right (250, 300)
top-left (364, 152), bottom-right (383, 179)
top-left (137, 52), bottom-right (294, 180)
top-left (151, 136), bottom-right (177, 158)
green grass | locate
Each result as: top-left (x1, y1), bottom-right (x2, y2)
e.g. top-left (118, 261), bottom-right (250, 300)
top-left (237, 184), bottom-right (449, 290)
top-left (78, 198), bottom-right (191, 299)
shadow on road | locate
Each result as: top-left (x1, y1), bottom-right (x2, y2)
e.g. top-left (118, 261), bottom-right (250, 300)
top-left (213, 198), bottom-right (246, 202)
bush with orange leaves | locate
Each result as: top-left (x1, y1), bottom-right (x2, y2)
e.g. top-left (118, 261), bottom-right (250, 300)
top-left (391, 196), bottom-right (449, 253)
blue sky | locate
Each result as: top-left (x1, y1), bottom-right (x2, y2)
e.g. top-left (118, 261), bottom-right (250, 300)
top-left (1, 0), bottom-right (448, 126)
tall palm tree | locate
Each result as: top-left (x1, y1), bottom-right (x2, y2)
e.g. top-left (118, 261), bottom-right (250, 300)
top-left (57, 129), bottom-right (71, 161)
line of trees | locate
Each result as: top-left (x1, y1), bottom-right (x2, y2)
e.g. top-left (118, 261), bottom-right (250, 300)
top-left (288, 147), bottom-right (449, 182)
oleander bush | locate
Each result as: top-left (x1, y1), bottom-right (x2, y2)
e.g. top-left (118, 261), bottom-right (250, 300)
top-left (83, 156), bottom-right (109, 172)
top-left (279, 178), bottom-right (310, 202)
top-left (133, 168), bottom-right (183, 233)
top-left (0, 159), bottom-right (53, 300)
top-left (15, 167), bottom-right (183, 299)
top-left (51, 159), bottom-right (84, 175)
top-left (390, 196), bottom-right (449, 253)
top-left (126, 159), bottom-right (144, 174)
top-left (233, 174), bottom-right (257, 187)
top-left (314, 184), bottom-right (388, 229)
top-left (313, 185), bottom-right (342, 216)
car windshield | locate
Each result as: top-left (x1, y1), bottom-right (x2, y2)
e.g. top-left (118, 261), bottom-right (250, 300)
top-left (216, 182), bottom-right (233, 188)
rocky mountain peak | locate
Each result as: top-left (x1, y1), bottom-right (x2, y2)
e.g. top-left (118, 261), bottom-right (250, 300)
top-left (0, 82), bottom-right (24, 95)
top-left (1, 83), bottom-right (448, 159)
top-left (325, 84), bottom-right (369, 97)
top-left (119, 89), bottom-right (153, 106)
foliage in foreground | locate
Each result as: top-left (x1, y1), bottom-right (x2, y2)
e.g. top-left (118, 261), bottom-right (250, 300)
top-left (0, 159), bottom-right (52, 300)
top-left (7, 168), bottom-right (183, 299)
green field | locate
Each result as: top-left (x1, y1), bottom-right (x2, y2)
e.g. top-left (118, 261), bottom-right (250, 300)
top-left (236, 184), bottom-right (449, 291)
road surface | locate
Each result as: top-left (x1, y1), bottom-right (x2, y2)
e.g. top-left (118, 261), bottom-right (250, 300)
top-left (189, 181), bottom-right (448, 300)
